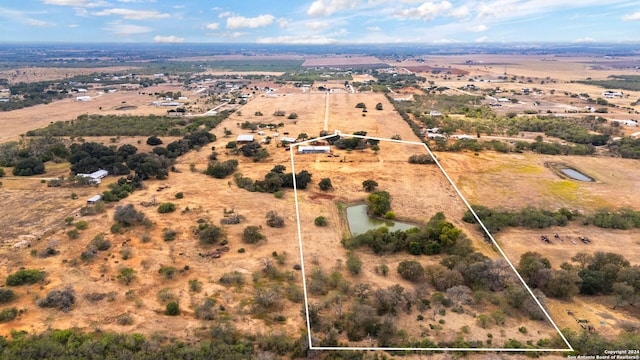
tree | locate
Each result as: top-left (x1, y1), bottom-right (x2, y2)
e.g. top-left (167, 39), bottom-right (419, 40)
top-left (242, 226), bottom-right (265, 244)
top-left (165, 301), bottom-right (180, 316)
top-left (544, 269), bottom-right (581, 299)
top-left (12, 157), bottom-right (45, 176)
top-left (297, 133), bottom-right (308, 141)
top-left (397, 260), bottom-right (424, 281)
top-left (518, 252), bottom-right (551, 287)
top-left (375, 103), bottom-right (383, 110)
top-left (117, 268), bottom-right (137, 285)
top-left (318, 178), bottom-right (333, 191)
top-left (367, 191), bottom-right (391, 217)
top-left (0, 168), bottom-right (4, 177)
top-left (288, 113), bottom-right (298, 119)
top-left (612, 282), bottom-right (636, 309)
top-left (362, 179), bottom-right (378, 192)
top-left (36, 286), bottom-right (75, 312)
top-left (314, 216), bottom-right (328, 226)
top-left (146, 135), bottom-right (163, 146)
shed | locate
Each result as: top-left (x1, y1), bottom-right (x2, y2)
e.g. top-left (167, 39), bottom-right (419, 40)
top-left (298, 146), bottom-right (331, 154)
top-left (76, 96), bottom-right (91, 102)
top-left (87, 195), bottom-right (102, 204)
top-left (280, 137), bottom-right (297, 144)
top-left (236, 134), bottom-right (255, 143)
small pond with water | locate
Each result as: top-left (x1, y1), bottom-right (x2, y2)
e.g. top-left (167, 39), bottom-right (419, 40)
top-left (346, 204), bottom-right (418, 235)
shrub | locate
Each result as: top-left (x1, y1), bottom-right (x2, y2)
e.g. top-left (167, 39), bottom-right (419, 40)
top-left (165, 301), bottom-right (180, 316)
top-left (163, 228), bottom-right (177, 241)
top-left (89, 233), bottom-right (111, 251)
top-left (37, 286), bottom-right (75, 312)
top-left (0, 289), bottom-right (16, 303)
top-left (194, 298), bottom-right (216, 320)
top-left (197, 224), bottom-right (225, 245)
top-left (238, 248), bottom-right (245, 253)
top-left (159, 266), bottom-right (177, 279)
top-left (66, 229), bottom-right (80, 240)
top-left (362, 179), bottom-right (378, 192)
top-left (205, 160), bottom-right (238, 179)
top-left (367, 191), bottom-right (391, 217)
top-left (146, 135), bottom-right (163, 146)
top-left (219, 271), bottom-right (245, 286)
top-left (0, 308), bottom-right (18, 322)
top-left (408, 154), bottom-right (435, 164)
top-left (116, 313), bottom-right (134, 325)
top-left (156, 288), bottom-right (176, 303)
top-left (6, 269), bottom-right (46, 286)
top-left (12, 157), bottom-right (45, 176)
top-left (157, 202), bottom-right (176, 213)
top-left (74, 221), bottom-right (89, 230)
top-left (175, 192), bottom-right (184, 199)
top-left (242, 226), bottom-right (265, 244)
top-left (266, 211), bottom-right (284, 228)
top-left (188, 279), bottom-right (202, 292)
top-left (113, 204), bottom-right (148, 226)
top-left (117, 268), bottom-right (136, 285)
top-left (346, 251), bottom-right (362, 275)
top-left (384, 211), bottom-right (396, 220)
top-left (397, 260), bottom-right (424, 281)
top-left (287, 112), bottom-right (298, 119)
top-left (314, 216), bottom-right (328, 226)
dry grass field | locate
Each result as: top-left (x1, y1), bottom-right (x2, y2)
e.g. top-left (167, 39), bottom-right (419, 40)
top-left (1, 54), bottom-right (639, 355)
top-left (0, 66), bottom-right (139, 84)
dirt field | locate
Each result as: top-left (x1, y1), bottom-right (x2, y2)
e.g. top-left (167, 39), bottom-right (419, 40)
top-left (1, 54), bottom-right (639, 355)
top-left (0, 66), bottom-right (139, 84)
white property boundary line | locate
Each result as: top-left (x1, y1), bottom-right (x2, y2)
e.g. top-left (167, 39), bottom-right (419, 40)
top-left (290, 131), bottom-right (574, 353)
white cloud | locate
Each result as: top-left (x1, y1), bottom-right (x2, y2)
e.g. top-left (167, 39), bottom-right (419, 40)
top-left (475, 35), bottom-right (489, 42)
top-left (118, 0), bottom-right (156, 2)
top-left (26, 19), bottom-right (53, 27)
top-left (307, 0), bottom-right (361, 17)
top-left (623, 11), bottom-right (640, 21)
top-left (173, 5), bottom-right (185, 9)
top-left (367, 26), bottom-right (381, 31)
top-left (42, 0), bottom-right (108, 7)
top-left (574, 37), bottom-right (597, 43)
top-left (205, 23), bottom-right (219, 30)
top-left (93, 8), bottom-right (170, 20)
top-left (103, 23), bottom-right (152, 36)
top-left (277, 17), bottom-right (289, 28)
top-left (448, 5), bottom-right (469, 18)
top-left (226, 14), bottom-right (275, 29)
top-left (256, 35), bottom-right (338, 44)
top-left (432, 37), bottom-right (460, 43)
top-left (218, 11), bottom-right (233, 18)
top-left (216, 31), bottom-right (249, 38)
top-left (470, 24), bottom-right (488, 32)
top-left (153, 35), bottom-right (184, 43)
top-left (68, 24), bottom-right (80, 27)
top-left (393, 1), bottom-right (453, 21)
top-left (305, 20), bottom-right (328, 30)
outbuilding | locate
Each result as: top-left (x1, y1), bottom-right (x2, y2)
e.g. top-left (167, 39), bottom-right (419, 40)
top-left (236, 134), bottom-right (255, 143)
top-left (298, 146), bottom-right (331, 154)
top-left (87, 195), bottom-right (102, 204)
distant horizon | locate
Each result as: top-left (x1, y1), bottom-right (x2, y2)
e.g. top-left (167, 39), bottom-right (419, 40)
top-left (1, 1), bottom-right (639, 44)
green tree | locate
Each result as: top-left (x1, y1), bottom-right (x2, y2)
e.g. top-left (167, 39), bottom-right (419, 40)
top-left (6, 269), bottom-right (46, 286)
top-left (362, 179), bottom-right (378, 192)
top-left (12, 157), bottom-right (45, 176)
top-left (318, 178), bottom-right (333, 191)
top-left (314, 216), bottom-right (328, 226)
top-left (367, 191), bottom-right (391, 217)
top-left (165, 301), bottom-right (180, 316)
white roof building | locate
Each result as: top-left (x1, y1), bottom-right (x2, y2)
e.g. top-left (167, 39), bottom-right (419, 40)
top-left (298, 146), bottom-right (331, 154)
top-left (236, 134), bottom-right (255, 142)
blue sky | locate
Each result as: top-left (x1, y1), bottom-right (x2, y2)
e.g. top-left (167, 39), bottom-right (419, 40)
top-left (0, 0), bottom-right (639, 44)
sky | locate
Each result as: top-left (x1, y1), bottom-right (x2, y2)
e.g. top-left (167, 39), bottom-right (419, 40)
top-left (0, 0), bottom-right (639, 44)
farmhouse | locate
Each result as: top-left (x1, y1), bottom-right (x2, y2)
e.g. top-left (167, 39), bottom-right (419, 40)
top-left (77, 169), bottom-right (108, 184)
top-left (87, 195), bottom-right (102, 204)
top-left (298, 146), bottom-right (331, 154)
top-left (236, 134), bottom-right (255, 143)
top-left (611, 119), bottom-right (638, 127)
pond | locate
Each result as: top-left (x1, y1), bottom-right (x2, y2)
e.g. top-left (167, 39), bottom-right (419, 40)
top-left (561, 168), bottom-right (593, 182)
top-left (346, 204), bottom-right (418, 235)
